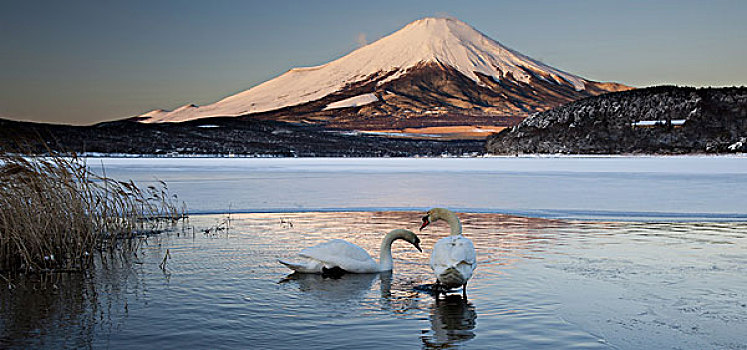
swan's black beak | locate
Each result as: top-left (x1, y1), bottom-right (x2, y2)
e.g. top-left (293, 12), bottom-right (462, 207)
top-left (413, 241), bottom-right (422, 252)
top-left (420, 215), bottom-right (430, 231)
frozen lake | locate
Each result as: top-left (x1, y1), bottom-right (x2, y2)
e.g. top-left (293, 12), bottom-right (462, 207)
top-left (91, 156), bottom-right (747, 221)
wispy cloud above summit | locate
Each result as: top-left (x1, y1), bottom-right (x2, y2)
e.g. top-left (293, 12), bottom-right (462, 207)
top-left (355, 33), bottom-right (368, 47)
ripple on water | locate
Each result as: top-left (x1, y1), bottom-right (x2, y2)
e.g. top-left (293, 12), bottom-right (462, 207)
top-left (1, 212), bottom-right (746, 349)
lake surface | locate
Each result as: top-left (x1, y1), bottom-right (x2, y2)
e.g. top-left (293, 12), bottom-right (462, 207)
top-left (86, 156), bottom-right (747, 221)
top-left (1, 157), bottom-right (746, 349)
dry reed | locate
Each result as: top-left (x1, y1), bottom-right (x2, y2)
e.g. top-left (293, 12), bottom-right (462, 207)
top-left (0, 153), bottom-right (185, 274)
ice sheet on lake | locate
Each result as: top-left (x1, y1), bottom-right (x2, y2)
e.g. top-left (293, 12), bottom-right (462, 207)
top-left (91, 156), bottom-right (747, 221)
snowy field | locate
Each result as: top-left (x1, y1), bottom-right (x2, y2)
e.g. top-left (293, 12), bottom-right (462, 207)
top-left (93, 155), bottom-right (747, 221)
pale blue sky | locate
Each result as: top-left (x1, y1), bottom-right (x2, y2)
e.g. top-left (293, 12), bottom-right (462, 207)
top-left (1, 0), bottom-right (745, 124)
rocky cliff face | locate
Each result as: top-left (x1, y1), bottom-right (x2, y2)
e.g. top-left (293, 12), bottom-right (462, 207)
top-left (486, 86), bottom-right (747, 154)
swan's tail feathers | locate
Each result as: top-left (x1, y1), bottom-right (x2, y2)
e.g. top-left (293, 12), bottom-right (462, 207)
top-left (278, 259), bottom-right (306, 272)
top-left (436, 265), bottom-right (472, 289)
top-left (438, 267), bottom-right (464, 286)
top-left (278, 258), bottom-right (320, 273)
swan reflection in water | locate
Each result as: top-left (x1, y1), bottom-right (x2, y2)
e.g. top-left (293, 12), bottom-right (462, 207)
top-left (378, 272), bottom-right (427, 315)
top-left (421, 295), bottom-right (477, 348)
top-left (279, 271), bottom-right (420, 307)
top-left (279, 272), bottom-right (379, 301)
top-left (280, 271), bottom-right (477, 348)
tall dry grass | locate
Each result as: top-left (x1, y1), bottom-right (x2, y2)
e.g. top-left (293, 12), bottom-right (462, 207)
top-left (0, 153), bottom-right (185, 274)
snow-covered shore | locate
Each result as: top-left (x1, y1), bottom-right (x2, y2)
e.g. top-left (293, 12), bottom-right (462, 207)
top-left (91, 156), bottom-right (747, 221)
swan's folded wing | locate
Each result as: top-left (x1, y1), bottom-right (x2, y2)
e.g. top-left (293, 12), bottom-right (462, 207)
top-left (299, 239), bottom-right (377, 273)
top-left (451, 237), bottom-right (477, 270)
top-left (430, 236), bottom-right (477, 276)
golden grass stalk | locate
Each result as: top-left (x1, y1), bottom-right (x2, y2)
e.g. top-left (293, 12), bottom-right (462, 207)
top-left (0, 153), bottom-right (184, 274)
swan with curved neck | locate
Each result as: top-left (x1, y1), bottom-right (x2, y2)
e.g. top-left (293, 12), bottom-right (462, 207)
top-left (420, 208), bottom-right (477, 297)
top-left (279, 229), bottom-right (422, 274)
top-left (421, 208), bottom-right (462, 235)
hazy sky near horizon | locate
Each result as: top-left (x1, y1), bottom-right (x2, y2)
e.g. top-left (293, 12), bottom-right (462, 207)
top-left (2, 0), bottom-right (746, 125)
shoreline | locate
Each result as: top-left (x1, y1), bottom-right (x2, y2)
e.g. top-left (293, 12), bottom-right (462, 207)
top-left (177, 208), bottom-right (747, 223)
top-left (36, 152), bottom-right (747, 158)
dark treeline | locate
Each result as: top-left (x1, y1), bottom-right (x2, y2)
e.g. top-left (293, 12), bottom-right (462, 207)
top-left (487, 86), bottom-right (747, 154)
top-left (0, 118), bottom-right (483, 157)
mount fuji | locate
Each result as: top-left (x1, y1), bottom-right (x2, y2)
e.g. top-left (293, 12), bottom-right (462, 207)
top-left (136, 17), bottom-right (630, 135)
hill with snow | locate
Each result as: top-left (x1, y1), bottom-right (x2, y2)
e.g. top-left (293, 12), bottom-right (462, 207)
top-left (136, 17), bottom-right (630, 135)
top-left (486, 86), bottom-right (747, 154)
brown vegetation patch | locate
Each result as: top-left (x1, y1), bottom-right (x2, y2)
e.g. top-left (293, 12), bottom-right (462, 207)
top-left (0, 153), bottom-right (184, 274)
top-left (367, 125), bottom-right (506, 140)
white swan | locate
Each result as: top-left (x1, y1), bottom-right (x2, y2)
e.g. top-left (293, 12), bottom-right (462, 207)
top-left (278, 229), bottom-right (422, 274)
top-left (420, 208), bottom-right (477, 296)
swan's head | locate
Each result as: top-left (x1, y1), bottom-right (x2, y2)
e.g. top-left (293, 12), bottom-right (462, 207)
top-left (420, 207), bottom-right (452, 231)
top-left (389, 229), bottom-right (422, 252)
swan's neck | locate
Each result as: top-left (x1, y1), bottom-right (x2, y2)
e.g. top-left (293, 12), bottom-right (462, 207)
top-left (442, 211), bottom-right (462, 236)
top-left (378, 232), bottom-right (401, 271)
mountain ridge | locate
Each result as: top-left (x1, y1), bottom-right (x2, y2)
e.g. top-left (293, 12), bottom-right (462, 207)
top-left (136, 17), bottom-right (629, 130)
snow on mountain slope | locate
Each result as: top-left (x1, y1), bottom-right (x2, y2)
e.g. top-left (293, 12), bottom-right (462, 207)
top-left (139, 17), bottom-right (591, 123)
top-left (322, 93), bottom-right (379, 110)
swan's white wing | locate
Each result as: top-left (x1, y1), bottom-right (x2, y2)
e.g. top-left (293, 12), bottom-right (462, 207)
top-left (299, 239), bottom-right (378, 273)
top-left (278, 257), bottom-right (324, 273)
top-left (430, 235), bottom-right (477, 287)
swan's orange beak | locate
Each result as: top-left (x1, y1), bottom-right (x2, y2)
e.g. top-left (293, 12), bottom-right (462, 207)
top-left (420, 215), bottom-right (430, 231)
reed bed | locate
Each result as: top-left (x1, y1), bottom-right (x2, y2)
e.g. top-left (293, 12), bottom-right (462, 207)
top-left (0, 153), bottom-right (185, 274)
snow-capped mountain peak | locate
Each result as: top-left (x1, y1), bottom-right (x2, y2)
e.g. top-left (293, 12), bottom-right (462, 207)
top-left (138, 17), bottom-right (616, 123)
top-left (355, 17), bottom-right (585, 89)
